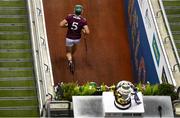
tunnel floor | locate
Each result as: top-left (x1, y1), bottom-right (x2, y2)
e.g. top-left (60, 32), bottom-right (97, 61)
top-left (43, 0), bottom-right (133, 86)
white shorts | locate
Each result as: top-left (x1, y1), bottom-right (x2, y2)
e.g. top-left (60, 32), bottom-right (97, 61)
top-left (66, 38), bottom-right (80, 47)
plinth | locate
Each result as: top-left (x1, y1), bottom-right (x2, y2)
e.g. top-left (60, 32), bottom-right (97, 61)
top-left (103, 92), bottom-right (144, 117)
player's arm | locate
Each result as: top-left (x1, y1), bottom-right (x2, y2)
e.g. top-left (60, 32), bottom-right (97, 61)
top-left (82, 25), bottom-right (90, 35)
top-left (59, 19), bottom-right (68, 28)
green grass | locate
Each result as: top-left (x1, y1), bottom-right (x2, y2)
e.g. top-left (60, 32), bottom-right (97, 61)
top-left (0, 70), bottom-right (33, 77)
top-left (0, 80), bottom-right (35, 87)
top-left (0, 99), bottom-right (38, 107)
top-left (0, 109), bottom-right (39, 117)
top-left (0, 62), bottom-right (33, 67)
top-left (0, 26), bottom-right (28, 32)
top-left (175, 43), bottom-right (180, 48)
top-left (0, 34), bottom-right (29, 40)
top-left (0, 52), bottom-right (32, 58)
top-left (0, 1), bottom-right (26, 7)
top-left (0, 43), bottom-right (31, 49)
top-left (173, 34), bottom-right (180, 40)
top-left (163, 1), bottom-right (180, 6)
top-left (0, 9), bottom-right (27, 15)
top-left (0, 1), bottom-right (39, 117)
top-left (0, 89), bottom-right (36, 97)
top-left (170, 25), bottom-right (180, 31)
top-left (168, 16), bottom-right (180, 22)
top-left (165, 9), bottom-right (180, 15)
top-left (0, 40), bottom-right (30, 43)
top-left (0, 18), bottom-right (28, 23)
top-left (174, 40), bottom-right (180, 45)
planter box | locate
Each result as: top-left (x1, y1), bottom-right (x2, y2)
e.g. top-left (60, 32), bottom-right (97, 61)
top-left (46, 100), bottom-right (73, 117)
top-left (73, 96), bottom-right (103, 117)
top-left (143, 96), bottom-right (174, 117)
top-left (72, 92), bottom-right (174, 117)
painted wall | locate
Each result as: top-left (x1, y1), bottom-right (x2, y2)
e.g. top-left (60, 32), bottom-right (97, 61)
top-left (124, 0), bottom-right (160, 84)
top-left (124, 0), bottom-right (175, 84)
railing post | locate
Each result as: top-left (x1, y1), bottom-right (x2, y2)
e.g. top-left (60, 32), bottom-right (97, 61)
top-left (37, 8), bottom-right (42, 16)
top-left (155, 9), bottom-right (162, 18)
top-left (173, 63), bottom-right (180, 72)
top-left (164, 35), bottom-right (170, 44)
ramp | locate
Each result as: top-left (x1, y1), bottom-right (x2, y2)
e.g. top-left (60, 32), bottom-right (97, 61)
top-left (43, 0), bottom-right (133, 85)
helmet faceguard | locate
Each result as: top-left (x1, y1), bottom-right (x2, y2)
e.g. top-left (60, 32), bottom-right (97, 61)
top-left (74, 5), bottom-right (83, 15)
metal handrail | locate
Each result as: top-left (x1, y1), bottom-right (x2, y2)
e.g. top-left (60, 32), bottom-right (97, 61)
top-left (147, 0), bottom-right (176, 85)
top-left (27, 0), bottom-right (55, 115)
top-left (38, 0), bottom-right (54, 86)
top-left (159, 0), bottom-right (180, 71)
top-left (27, 0), bottom-right (44, 113)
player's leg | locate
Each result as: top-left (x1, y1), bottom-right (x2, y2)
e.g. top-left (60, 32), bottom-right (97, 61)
top-left (66, 46), bottom-right (72, 61)
top-left (66, 38), bottom-right (75, 74)
top-left (66, 38), bottom-right (73, 61)
top-left (72, 39), bottom-right (80, 55)
top-left (72, 44), bottom-right (77, 55)
top-left (66, 46), bottom-right (75, 73)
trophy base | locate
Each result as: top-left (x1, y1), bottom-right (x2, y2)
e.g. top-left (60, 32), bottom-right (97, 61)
top-left (114, 100), bottom-right (131, 110)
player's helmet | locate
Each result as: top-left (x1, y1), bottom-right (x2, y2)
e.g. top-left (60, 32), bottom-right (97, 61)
top-left (74, 5), bottom-right (83, 15)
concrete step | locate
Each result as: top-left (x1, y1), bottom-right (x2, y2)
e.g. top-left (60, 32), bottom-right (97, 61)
top-left (0, 100), bottom-right (38, 108)
top-left (0, 52), bottom-right (32, 59)
top-left (0, 106), bottom-right (38, 110)
top-left (0, 77), bottom-right (34, 81)
top-left (0, 96), bottom-right (37, 100)
top-left (0, 33), bottom-right (29, 40)
top-left (0, 87), bottom-right (35, 90)
top-left (0, 23), bottom-right (27, 26)
top-left (0, 67), bottom-right (33, 71)
top-left (0, 15), bottom-right (27, 18)
top-left (172, 31), bottom-right (180, 35)
top-left (0, 89), bottom-right (37, 97)
top-left (0, 108), bottom-right (39, 117)
top-left (0, 17), bottom-right (28, 23)
top-left (0, 40), bottom-right (30, 44)
top-left (0, 70), bottom-right (34, 78)
top-left (0, 1), bottom-right (26, 7)
top-left (0, 42), bottom-right (31, 49)
top-left (0, 62), bottom-right (33, 68)
top-left (0, 58), bottom-right (33, 62)
top-left (0, 80), bottom-right (35, 87)
top-left (0, 49), bottom-right (31, 53)
top-left (0, 7), bottom-right (25, 10)
top-left (0, 0), bottom-right (39, 117)
top-left (163, 1), bottom-right (180, 7)
top-left (0, 32), bottom-right (28, 35)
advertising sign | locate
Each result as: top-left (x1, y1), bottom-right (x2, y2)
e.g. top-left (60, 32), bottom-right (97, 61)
top-left (124, 0), bottom-right (159, 84)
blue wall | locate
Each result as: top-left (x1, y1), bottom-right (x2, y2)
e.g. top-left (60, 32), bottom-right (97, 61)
top-left (124, 0), bottom-right (159, 84)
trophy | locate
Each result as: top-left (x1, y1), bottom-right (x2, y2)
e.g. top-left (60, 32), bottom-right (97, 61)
top-left (114, 81), bottom-right (141, 110)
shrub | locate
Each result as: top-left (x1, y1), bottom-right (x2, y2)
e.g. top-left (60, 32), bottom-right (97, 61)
top-left (79, 82), bottom-right (97, 95)
top-left (136, 83), bottom-right (178, 101)
top-left (143, 84), bottom-right (152, 95)
top-left (152, 84), bottom-right (159, 95)
top-left (55, 82), bottom-right (100, 101)
top-left (56, 82), bottom-right (80, 101)
top-left (158, 83), bottom-right (178, 101)
top-left (136, 83), bottom-right (144, 93)
top-left (55, 82), bottom-right (178, 102)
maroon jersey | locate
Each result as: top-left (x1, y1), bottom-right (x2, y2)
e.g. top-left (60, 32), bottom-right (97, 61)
top-left (66, 14), bottom-right (87, 39)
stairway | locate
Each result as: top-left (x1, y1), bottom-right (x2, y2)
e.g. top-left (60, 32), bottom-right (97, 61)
top-left (0, 0), bottom-right (39, 117)
top-left (162, 1), bottom-right (180, 116)
top-left (163, 0), bottom-right (180, 55)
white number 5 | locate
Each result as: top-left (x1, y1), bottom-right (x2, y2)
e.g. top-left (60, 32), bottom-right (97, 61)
top-left (71, 22), bottom-right (78, 30)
